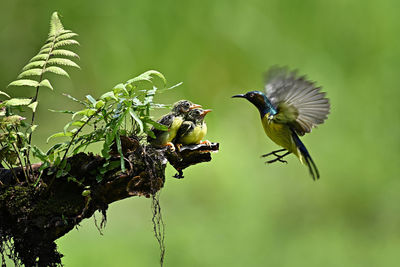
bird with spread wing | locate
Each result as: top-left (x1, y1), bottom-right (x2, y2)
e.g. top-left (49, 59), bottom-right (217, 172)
top-left (232, 66), bottom-right (330, 180)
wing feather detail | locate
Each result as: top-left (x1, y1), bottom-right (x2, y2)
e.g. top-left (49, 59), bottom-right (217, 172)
top-left (265, 66), bottom-right (330, 136)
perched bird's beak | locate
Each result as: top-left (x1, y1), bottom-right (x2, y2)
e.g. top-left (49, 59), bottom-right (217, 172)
top-left (200, 109), bottom-right (212, 117)
top-left (189, 103), bottom-right (202, 110)
top-left (232, 94), bottom-right (246, 99)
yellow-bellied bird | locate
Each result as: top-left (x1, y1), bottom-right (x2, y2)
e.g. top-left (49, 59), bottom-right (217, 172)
top-left (232, 67), bottom-right (330, 180)
top-left (175, 108), bottom-right (212, 146)
top-left (148, 100), bottom-right (201, 149)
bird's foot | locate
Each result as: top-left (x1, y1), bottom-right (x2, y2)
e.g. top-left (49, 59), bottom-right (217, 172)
top-left (200, 140), bottom-right (212, 146)
top-left (175, 143), bottom-right (182, 152)
top-left (265, 157), bottom-right (288, 164)
top-left (166, 142), bottom-right (175, 152)
top-left (262, 149), bottom-right (291, 164)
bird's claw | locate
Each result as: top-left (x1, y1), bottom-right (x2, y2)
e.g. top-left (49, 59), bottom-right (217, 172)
top-left (166, 142), bottom-right (175, 152)
top-left (200, 140), bottom-right (212, 146)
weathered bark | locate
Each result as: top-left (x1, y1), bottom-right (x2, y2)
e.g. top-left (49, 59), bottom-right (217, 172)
top-left (0, 137), bottom-right (219, 266)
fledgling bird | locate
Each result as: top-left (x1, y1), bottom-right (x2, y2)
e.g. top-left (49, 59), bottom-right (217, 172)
top-left (175, 108), bottom-right (212, 146)
top-left (232, 66), bottom-right (330, 180)
top-left (148, 100), bottom-right (201, 149)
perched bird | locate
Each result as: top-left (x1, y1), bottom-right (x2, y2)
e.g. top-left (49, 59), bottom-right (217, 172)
top-left (148, 100), bottom-right (201, 149)
top-left (175, 108), bottom-right (212, 146)
top-left (232, 67), bottom-right (330, 180)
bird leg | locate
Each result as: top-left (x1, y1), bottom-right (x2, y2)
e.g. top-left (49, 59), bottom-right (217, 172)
top-left (165, 142), bottom-right (176, 152)
top-left (200, 140), bottom-right (212, 146)
top-left (261, 149), bottom-right (291, 164)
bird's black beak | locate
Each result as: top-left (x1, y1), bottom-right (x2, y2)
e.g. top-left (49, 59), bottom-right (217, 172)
top-left (232, 94), bottom-right (246, 99)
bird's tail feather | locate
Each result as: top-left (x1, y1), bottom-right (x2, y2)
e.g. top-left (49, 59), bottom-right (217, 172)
top-left (291, 130), bottom-right (320, 180)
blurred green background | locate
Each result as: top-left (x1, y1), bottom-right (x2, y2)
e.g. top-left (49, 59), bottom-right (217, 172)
top-left (1, 0), bottom-right (400, 266)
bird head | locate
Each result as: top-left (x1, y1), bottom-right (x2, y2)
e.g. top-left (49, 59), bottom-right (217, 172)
top-left (232, 91), bottom-right (276, 117)
top-left (172, 100), bottom-right (202, 115)
top-left (187, 108), bottom-right (212, 123)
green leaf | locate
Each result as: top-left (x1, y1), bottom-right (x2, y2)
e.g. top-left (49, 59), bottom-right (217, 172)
top-left (51, 49), bottom-right (80, 58)
top-left (39, 48), bottom-right (51, 55)
top-left (31, 146), bottom-right (48, 161)
top-left (147, 119), bottom-right (168, 131)
top-left (99, 91), bottom-right (117, 101)
top-left (28, 102), bottom-right (38, 112)
top-left (8, 79), bottom-right (39, 88)
top-left (49, 12), bottom-right (64, 37)
top-left (30, 54), bottom-right (48, 62)
top-left (126, 70), bottom-right (167, 89)
top-left (39, 79), bottom-right (54, 90)
top-left (95, 100), bottom-right (105, 109)
top-left (0, 91), bottom-right (10, 98)
top-left (86, 95), bottom-right (97, 106)
top-left (30, 125), bottom-right (38, 132)
top-left (40, 42), bottom-right (53, 50)
top-left (45, 66), bottom-right (70, 77)
top-left (48, 58), bottom-right (80, 68)
top-left (56, 32), bottom-right (78, 41)
top-left (47, 131), bottom-right (74, 143)
top-left (63, 93), bottom-right (87, 105)
top-left (115, 133), bottom-right (126, 172)
top-left (22, 60), bottom-right (46, 71)
top-left (129, 108), bottom-right (144, 133)
top-left (17, 68), bottom-right (43, 78)
top-left (2, 98), bottom-right (32, 107)
top-left (48, 109), bottom-right (74, 114)
top-left (54, 39), bottom-right (80, 48)
top-left (72, 108), bottom-right (96, 119)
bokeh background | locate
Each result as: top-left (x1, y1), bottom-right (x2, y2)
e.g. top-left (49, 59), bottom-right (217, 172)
top-left (1, 0), bottom-right (400, 266)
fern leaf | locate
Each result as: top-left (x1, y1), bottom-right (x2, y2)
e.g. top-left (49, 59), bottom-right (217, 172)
top-left (17, 68), bottom-right (43, 78)
top-left (30, 54), bottom-right (49, 62)
top-left (2, 98), bottom-right (32, 107)
top-left (8, 79), bottom-right (39, 88)
top-left (49, 12), bottom-right (64, 37)
top-left (56, 32), bottom-right (78, 41)
top-left (51, 49), bottom-right (80, 59)
top-left (22, 60), bottom-right (46, 71)
top-left (39, 79), bottom-right (54, 90)
top-left (28, 102), bottom-right (38, 112)
top-left (0, 91), bottom-right (10, 98)
top-left (48, 58), bottom-right (80, 68)
top-left (45, 66), bottom-right (70, 78)
top-left (40, 42), bottom-right (53, 50)
top-left (39, 47), bottom-right (52, 55)
top-left (54, 39), bottom-right (80, 48)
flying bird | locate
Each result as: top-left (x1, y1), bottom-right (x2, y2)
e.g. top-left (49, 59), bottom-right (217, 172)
top-left (175, 108), bottom-right (212, 146)
top-left (148, 100), bottom-right (201, 149)
top-left (232, 67), bottom-right (330, 180)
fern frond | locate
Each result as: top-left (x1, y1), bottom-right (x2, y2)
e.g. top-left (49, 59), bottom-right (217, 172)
top-left (8, 79), bottom-right (39, 88)
top-left (54, 39), bottom-right (80, 49)
top-left (56, 32), bottom-right (78, 41)
top-left (49, 12), bottom-right (64, 37)
top-left (45, 66), bottom-right (70, 77)
top-left (39, 47), bottom-right (52, 55)
top-left (17, 69), bottom-right (42, 78)
top-left (39, 79), bottom-right (54, 90)
top-left (48, 58), bottom-right (80, 69)
top-left (0, 91), bottom-right (10, 98)
top-left (40, 42), bottom-right (53, 50)
top-left (30, 54), bottom-right (48, 62)
top-left (22, 61), bottom-right (46, 71)
top-left (51, 49), bottom-right (80, 59)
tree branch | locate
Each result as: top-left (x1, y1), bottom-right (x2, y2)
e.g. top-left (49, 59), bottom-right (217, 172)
top-left (0, 138), bottom-right (219, 266)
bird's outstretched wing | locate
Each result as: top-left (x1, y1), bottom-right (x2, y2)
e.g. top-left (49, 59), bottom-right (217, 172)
top-left (265, 66), bottom-right (330, 136)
